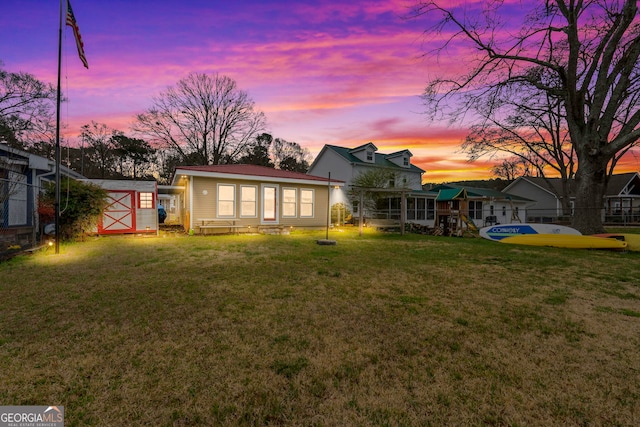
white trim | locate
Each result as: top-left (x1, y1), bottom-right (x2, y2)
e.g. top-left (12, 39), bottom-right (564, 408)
top-left (240, 185), bottom-right (258, 218)
top-left (261, 184), bottom-right (279, 225)
top-left (217, 183), bottom-right (236, 218)
top-left (300, 188), bottom-right (315, 218)
top-left (282, 187), bottom-right (297, 218)
top-left (189, 176), bottom-right (194, 231)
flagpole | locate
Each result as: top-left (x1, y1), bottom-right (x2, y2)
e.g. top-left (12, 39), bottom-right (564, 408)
top-left (54, 0), bottom-right (64, 254)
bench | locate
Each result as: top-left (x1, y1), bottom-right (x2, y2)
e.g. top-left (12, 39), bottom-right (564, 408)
top-left (196, 219), bottom-right (244, 234)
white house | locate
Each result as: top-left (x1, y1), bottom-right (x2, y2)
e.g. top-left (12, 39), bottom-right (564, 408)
top-left (308, 143), bottom-right (434, 226)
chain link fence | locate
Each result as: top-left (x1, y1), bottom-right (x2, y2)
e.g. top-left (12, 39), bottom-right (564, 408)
top-left (1, 174), bottom-right (48, 260)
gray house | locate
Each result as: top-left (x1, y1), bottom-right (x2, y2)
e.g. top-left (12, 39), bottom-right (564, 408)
top-left (503, 173), bottom-right (640, 224)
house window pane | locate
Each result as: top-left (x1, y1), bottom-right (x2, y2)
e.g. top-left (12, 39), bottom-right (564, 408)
top-left (427, 199), bottom-right (435, 220)
top-left (417, 198), bottom-right (426, 220)
top-left (469, 201), bottom-right (483, 220)
top-left (218, 184), bottom-right (235, 217)
top-left (300, 189), bottom-right (314, 217)
top-left (407, 197), bottom-right (416, 220)
top-left (139, 192), bottom-right (154, 209)
top-left (240, 186), bottom-right (257, 217)
top-left (282, 188), bottom-right (296, 217)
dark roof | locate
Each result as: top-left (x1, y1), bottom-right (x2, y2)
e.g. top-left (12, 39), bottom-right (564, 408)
top-left (606, 173), bottom-right (640, 196)
top-left (324, 144), bottom-right (425, 173)
top-left (175, 164), bottom-right (342, 183)
top-left (511, 173), bottom-right (640, 197)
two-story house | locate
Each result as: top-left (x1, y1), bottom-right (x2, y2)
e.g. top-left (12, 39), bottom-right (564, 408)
top-left (308, 143), bottom-right (435, 226)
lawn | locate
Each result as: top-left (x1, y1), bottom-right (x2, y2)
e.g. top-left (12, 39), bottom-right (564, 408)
top-left (1, 229), bottom-right (639, 426)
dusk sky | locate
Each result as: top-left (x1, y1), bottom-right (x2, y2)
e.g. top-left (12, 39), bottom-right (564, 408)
top-left (2, 0), bottom-right (639, 182)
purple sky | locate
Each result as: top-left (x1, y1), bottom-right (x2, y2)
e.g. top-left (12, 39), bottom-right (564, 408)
top-left (2, 0), bottom-right (639, 181)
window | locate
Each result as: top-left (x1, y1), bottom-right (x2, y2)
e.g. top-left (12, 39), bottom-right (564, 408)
top-left (403, 157), bottom-right (409, 166)
top-left (282, 188), bottom-right (297, 217)
top-left (469, 200), bottom-right (483, 220)
top-left (139, 192), bottom-right (154, 209)
top-left (417, 198), bottom-right (426, 220)
top-left (217, 184), bottom-right (235, 217)
top-left (427, 199), bottom-right (435, 220)
top-left (366, 150), bottom-right (373, 161)
top-left (300, 189), bottom-right (314, 217)
top-left (407, 197), bottom-right (416, 220)
top-left (240, 186), bottom-right (257, 217)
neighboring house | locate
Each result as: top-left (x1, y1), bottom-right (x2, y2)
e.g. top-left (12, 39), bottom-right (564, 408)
top-left (308, 143), bottom-right (434, 225)
top-left (427, 184), bottom-right (532, 234)
top-left (603, 172), bottom-right (640, 223)
top-left (83, 179), bottom-right (159, 235)
top-left (170, 164), bottom-right (344, 234)
top-left (0, 142), bottom-right (84, 250)
top-left (503, 172), bottom-right (640, 224)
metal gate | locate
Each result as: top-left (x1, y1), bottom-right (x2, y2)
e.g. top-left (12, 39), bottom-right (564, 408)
top-left (99, 191), bottom-right (136, 234)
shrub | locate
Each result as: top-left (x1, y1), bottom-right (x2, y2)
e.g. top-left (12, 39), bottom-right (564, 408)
top-left (41, 179), bottom-right (108, 240)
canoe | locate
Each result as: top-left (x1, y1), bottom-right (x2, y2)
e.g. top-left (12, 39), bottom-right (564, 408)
top-left (500, 234), bottom-right (628, 250)
top-left (592, 233), bottom-right (640, 252)
top-left (479, 223), bottom-right (581, 241)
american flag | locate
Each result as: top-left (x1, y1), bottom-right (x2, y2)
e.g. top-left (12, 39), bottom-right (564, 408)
top-left (66, 0), bottom-right (88, 69)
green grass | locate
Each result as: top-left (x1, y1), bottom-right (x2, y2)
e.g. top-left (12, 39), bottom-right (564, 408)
top-left (1, 229), bottom-right (639, 426)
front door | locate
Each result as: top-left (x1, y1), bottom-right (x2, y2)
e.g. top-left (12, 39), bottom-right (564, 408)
top-left (262, 185), bottom-right (278, 224)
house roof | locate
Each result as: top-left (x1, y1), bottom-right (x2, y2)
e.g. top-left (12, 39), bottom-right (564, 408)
top-left (606, 172), bottom-right (640, 196)
top-left (504, 173), bottom-right (640, 198)
top-left (0, 142), bottom-right (85, 179)
top-left (322, 144), bottom-right (425, 173)
top-left (173, 164), bottom-right (344, 185)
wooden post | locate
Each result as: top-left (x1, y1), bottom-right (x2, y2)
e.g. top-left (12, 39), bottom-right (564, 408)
top-left (359, 190), bottom-right (364, 237)
top-left (400, 190), bottom-right (406, 236)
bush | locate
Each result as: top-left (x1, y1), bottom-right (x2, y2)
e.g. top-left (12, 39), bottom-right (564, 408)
top-left (41, 179), bottom-right (108, 240)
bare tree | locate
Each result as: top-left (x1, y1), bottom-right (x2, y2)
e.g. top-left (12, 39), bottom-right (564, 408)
top-left (81, 121), bottom-right (116, 179)
top-left (0, 62), bottom-right (57, 151)
top-left (411, 0), bottom-right (640, 233)
top-left (134, 72), bottom-right (266, 166)
top-left (491, 158), bottom-right (529, 182)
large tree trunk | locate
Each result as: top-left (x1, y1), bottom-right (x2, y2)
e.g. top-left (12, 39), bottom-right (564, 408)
top-left (572, 157), bottom-right (608, 234)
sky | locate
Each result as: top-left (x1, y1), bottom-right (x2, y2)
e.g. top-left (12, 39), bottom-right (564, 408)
top-left (2, 0), bottom-right (639, 183)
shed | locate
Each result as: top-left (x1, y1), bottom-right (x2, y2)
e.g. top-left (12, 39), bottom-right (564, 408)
top-left (84, 179), bottom-right (158, 235)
